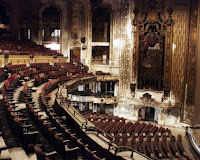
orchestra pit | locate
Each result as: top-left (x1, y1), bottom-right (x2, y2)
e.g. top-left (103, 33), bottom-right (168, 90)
top-left (0, 0), bottom-right (199, 160)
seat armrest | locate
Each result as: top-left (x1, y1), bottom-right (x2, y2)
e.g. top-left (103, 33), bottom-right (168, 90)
top-left (45, 122), bottom-right (51, 125)
top-left (56, 133), bottom-right (63, 136)
top-left (45, 151), bottom-right (57, 157)
top-left (63, 140), bottom-right (70, 143)
top-left (24, 131), bottom-right (39, 135)
top-left (65, 147), bottom-right (79, 152)
top-left (61, 124), bottom-right (66, 127)
top-left (92, 151), bottom-right (97, 154)
top-left (51, 127), bottom-right (56, 130)
top-left (19, 118), bottom-right (29, 122)
top-left (22, 124), bottom-right (32, 128)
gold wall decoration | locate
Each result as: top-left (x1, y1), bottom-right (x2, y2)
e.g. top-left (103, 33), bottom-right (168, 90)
top-left (133, 0), bottom-right (174, 95)
top-left (185, 0), bottom-right (198, 124)
top-left (171, 1), bottom-right (189, 104)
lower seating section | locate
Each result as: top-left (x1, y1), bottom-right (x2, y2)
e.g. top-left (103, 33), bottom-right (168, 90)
top-left (81, 111), bottom-right (192, 160)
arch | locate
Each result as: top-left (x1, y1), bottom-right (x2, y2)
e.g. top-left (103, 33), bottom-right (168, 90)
top-left (38, 3), bottom-right (64, 45)
top-left (39, 3), bottom-right (63, 52)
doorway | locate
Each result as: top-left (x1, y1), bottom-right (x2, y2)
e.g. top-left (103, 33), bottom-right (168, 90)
top-left (70, 48), bottom-right (81, 62)
top-left (138, 106), bottom-right (156, 122)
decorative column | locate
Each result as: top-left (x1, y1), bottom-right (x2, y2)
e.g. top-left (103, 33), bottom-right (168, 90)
top-left (192, 0), bottom-right (200, 124)
top-left (185, 0), bottom-right (199, 124)
top-left (61, 1), bottom-right (68, 57)
top-left (38, 10), bottom-right (43, 45)
top-left (117, 0), bottom-right (134, 97)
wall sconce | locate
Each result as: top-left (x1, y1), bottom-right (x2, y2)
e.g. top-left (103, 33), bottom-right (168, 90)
top-left (82, 45), bottom-right (87, 50)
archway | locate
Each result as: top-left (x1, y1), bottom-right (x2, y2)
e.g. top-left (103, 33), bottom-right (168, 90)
top-left (70, 48), bottom-right (81, 62)
top-left (138, 106), bottom-right (156, 122)
top-left (42, 7), bottom-right (61, 52)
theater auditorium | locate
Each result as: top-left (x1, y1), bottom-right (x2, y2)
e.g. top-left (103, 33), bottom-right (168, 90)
top-left (0, 0), bottom-right (199, 159)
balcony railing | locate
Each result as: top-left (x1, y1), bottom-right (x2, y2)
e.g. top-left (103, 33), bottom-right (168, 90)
top-left (91, 59), bottom-right (109, 65)
top-left (92, 36), bottom-right (110, 42)
top-left (43, 36), bottom-right (60, 43)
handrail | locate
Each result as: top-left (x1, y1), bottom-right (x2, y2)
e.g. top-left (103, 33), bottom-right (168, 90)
top-left (62, 99), bottom-right (88, 125)
top-left (186, 127), bottom-right (200, 159)
top-left (62, 99), bottom-right (152, 159)
top-left (115, 146), bottom-right (152, 160)
top-left (47, 76), bottom-right (152, 160)
top-left (61, 98), bottom-right (115, 142)
top-left (85, 126), bottom-right (114, 141)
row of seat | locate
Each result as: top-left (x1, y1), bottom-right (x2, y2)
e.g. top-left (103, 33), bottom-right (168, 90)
top-left (4, 74), bottom-right (19, 91)
top-left (81, 112), bottom-right (191, 160)
top-left (55, 62), bottom-right (89, 73)
top-left (2, 82), bottom-right (39, 154)
top-left (96, 71), bottom-right (111, 76)
top-left (34, 73), bottom-right (48, 87)
top-left (19, 68), bottom-right (37, 78)
top-left (24, 77), bottom-right (106, 160)
top-left (48, 70), bottom-right (66, 79)
top-left (3, 60), bottom-right (190, 160)
top-left (1, 63), bottom-right (153, 160)
top-left (6, 64), bottom-right (26, 70)
top-left (30, 63), bottom-right (51, 68)
top-left (0, 38), bottom-right (62, 56)
top-left (82, 111), bottom-right (125, 122)
top-left (177, 134), bottom-right (186, 156)
top-left (38, 66), bottom-right (60, 73)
